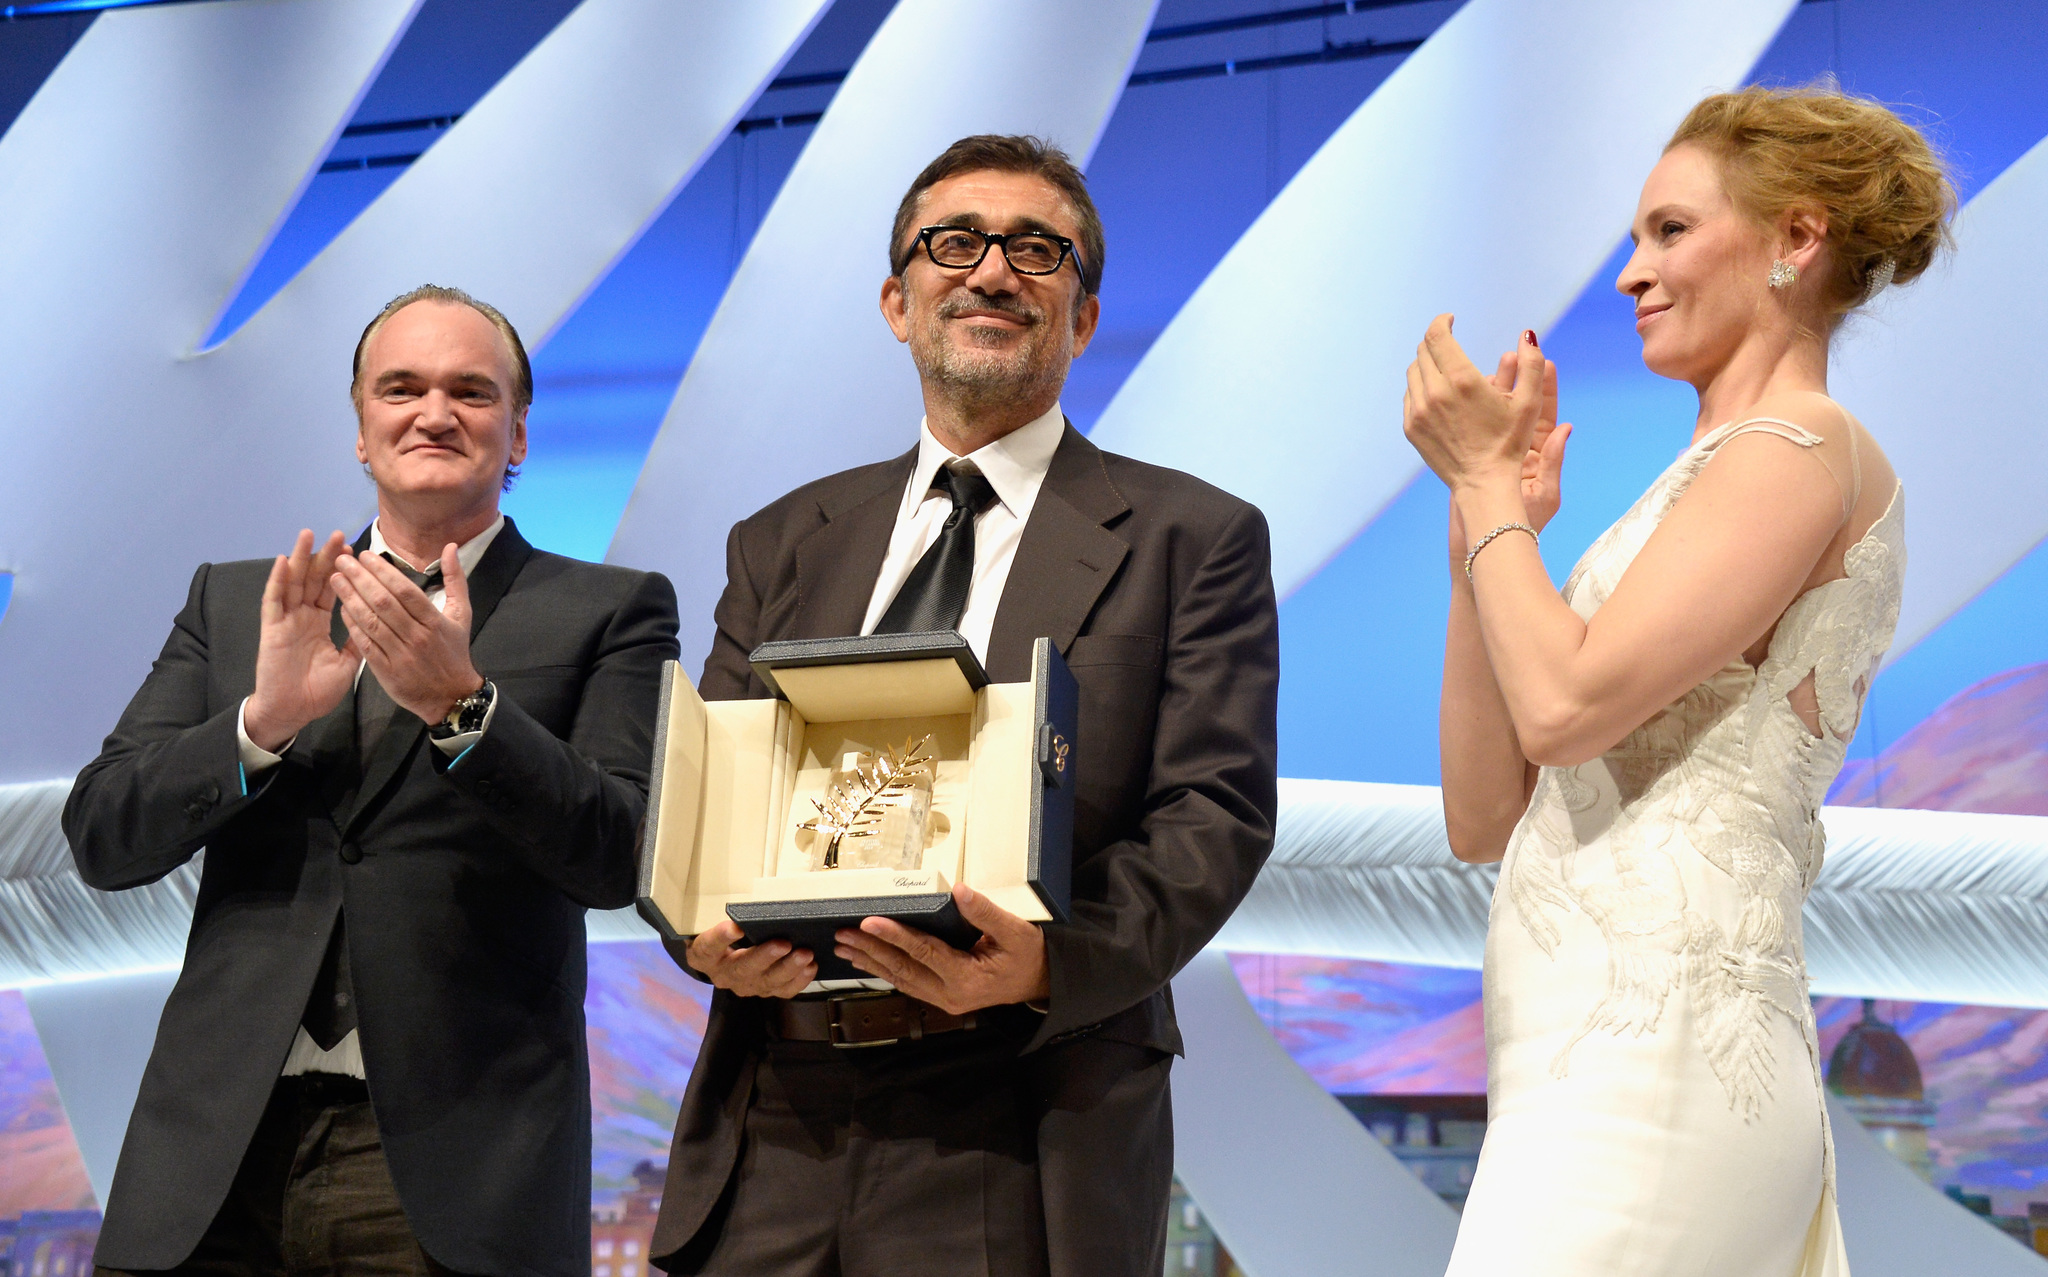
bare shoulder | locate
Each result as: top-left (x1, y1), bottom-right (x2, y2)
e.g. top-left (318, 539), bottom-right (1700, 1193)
top-left (1711, 391), bottom-right (1862, 473)
top-left (1736, 390), bottom-right (1892, 485)
top-left (1730, 389), bottom-right (1855, 442)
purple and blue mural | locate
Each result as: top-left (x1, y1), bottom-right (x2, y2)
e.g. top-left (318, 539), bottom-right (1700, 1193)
top-left (1833, 661), bottom-right (2048, 816)
top-left (0, 991), bottom-right (94, 1217)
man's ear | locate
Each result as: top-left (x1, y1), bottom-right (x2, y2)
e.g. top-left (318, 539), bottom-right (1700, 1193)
top-left (509, 407), bottom-right (529, 466)
top-left (355, 424), bottom-right (369, 466)
top-left (880, 274), bottom-right (910, 343)
top-left (1069, 292), bottom-right (1101, 361)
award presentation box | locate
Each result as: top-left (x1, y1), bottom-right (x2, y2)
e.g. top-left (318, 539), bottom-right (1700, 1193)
top-left (635, 632), bottom-right (1078, 980)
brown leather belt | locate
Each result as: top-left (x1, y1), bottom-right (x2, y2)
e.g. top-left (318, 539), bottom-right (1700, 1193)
top-left (772, 991), bottom-right (977, 1048)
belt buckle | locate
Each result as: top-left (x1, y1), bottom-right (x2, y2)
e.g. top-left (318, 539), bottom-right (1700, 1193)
top-left (827, 992), bottom-right (902, 1049)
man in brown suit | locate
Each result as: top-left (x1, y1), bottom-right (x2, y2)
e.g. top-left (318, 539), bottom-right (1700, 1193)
top-left (650, 135), bottom-right (1279, 1277)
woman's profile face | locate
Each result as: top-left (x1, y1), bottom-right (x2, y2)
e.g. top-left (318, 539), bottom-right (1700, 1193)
top-left (1615, 144), bottom-right (1774, 386)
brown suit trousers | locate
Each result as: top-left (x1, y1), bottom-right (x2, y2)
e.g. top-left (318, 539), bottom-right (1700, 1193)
top-left (98, 1074), bottom-right (461, 1277)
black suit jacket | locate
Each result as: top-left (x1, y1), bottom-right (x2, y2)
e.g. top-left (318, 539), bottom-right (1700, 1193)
top-left (63, 520), bottom-right (679, 1277)
top-left (650, 425), bottom-right (1280, 1261)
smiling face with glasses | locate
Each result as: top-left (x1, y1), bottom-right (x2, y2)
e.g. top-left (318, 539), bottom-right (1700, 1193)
top-left (880, 169), bottom-right (1102, 454)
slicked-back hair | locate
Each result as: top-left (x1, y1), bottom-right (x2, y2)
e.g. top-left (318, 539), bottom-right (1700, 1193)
top-left (351, 283), bottom-right (534, 416)
top-left (889, 135), bottom-right (1105, 297)
top-left (350, 284), bottom-right (532, 491)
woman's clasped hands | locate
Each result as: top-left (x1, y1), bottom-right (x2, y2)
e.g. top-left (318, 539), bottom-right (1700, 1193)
top-left (1402, 313), bottom-right (1572, 536)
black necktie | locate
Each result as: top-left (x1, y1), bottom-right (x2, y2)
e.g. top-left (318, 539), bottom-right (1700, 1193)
top-left (875, 467), bottom-right (998, 635)
top-left (303, 918), bottom-right (356, 1050)
top-left (306, 553), bottom-right (441, 1051)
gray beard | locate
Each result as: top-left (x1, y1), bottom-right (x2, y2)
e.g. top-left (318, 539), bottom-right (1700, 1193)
top-left (909, 296), bottom-right (1070, 412)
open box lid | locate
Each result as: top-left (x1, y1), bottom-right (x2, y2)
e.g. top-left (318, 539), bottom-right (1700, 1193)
top-left (749, 631), bottom-right (988, 722)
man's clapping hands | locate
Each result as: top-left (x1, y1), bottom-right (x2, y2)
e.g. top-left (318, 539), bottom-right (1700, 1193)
top-left (241, 528), bottom-right (483, 754)
top-left (242, 530), bottom-right (359, 754)
top-left (332, 543), bottom-right (483, 724)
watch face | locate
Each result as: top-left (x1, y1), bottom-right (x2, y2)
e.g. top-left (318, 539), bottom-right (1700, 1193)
top-left (441, 682), bottom-right (492, 736)
top-left (462, 682), bottom-right (493, 732)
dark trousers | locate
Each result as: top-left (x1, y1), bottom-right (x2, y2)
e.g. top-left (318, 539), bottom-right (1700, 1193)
top-left (98, 1073), bottom-right (458, 1277)
top-left (670, 1010), bottom-right (1172, 1277)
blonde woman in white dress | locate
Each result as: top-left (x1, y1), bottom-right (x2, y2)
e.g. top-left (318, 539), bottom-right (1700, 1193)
top-left (1401, 87), bottom-right (1954, 1276)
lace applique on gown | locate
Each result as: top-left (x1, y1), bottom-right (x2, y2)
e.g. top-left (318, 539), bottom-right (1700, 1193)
top-left (1445, 418), bottom-right (1903, 1277)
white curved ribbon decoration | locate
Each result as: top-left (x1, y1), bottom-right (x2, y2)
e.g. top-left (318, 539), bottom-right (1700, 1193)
top-left (0, 0), bottom-right (417, 779)
top-left (1216, 780), bottom-right (2048, 1011)
top-left (1086, 0), bottom-right (1799, 599)
top-left (14, 776), bottom-right (2048, 1009)
top-left (1830, 131), bottom-right (2048, 658)
top-left (0, 0), bottom-right (830, 782)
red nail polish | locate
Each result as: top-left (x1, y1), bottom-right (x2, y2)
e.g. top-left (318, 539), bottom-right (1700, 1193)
top-left (1523, 329), bottom-right (1538, 346)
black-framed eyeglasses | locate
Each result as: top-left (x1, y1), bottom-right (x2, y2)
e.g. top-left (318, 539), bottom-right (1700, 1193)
top-left (908, 225), bottom-right (1081, 277)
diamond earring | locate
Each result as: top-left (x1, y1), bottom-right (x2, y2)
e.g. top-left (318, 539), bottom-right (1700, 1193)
top-left (1768, 259), bottom-right (1798, 289)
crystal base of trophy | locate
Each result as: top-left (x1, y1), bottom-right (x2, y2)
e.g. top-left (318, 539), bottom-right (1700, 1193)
top-left (635, 631), bottom-right (1077, 981)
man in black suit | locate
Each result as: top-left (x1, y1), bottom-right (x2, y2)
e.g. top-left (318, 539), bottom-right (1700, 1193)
top-left (650, 136), bottom-right (1279, 1277)
top-left (65, 284), bottom-right (680, 1276)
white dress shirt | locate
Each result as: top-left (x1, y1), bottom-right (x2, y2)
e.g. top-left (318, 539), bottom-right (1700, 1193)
top-left (794, 405), bottom-right (1064, 994)
top-left (859, 403), bottom-right (1065, 664)
top-left (235, 515), bottom-right (505, 1077)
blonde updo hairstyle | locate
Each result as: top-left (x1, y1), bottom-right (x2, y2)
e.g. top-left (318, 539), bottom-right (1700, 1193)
top-left (1668, 85), bottom-right (1956, 330)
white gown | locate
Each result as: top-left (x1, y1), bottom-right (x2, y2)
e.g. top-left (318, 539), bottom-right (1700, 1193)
top-left (1446, 418), bottom-right (1905, 1276)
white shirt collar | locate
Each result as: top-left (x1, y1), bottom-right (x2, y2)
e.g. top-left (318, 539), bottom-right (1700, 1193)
top-left (367, 514), bottom-right (505, 582)
top-left (906, 403), bottom-right (1066, 521)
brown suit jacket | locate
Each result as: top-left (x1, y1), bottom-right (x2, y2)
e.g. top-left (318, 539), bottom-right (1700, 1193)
top-left (650, 424), bottom-right (1279, 1266)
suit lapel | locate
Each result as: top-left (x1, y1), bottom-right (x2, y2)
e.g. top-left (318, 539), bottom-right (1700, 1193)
top-left (306, 525), bottom-right (378, 817)
top-left (792, 449), bottom-right (915, 639)
top-left (985, 424), bottom-right (1130, 681)
top-left (462, 516), bottom-right (533, 642)
top-left (337, 518), bottom-right (534, 837)
top-left (290, 693), bottom-right (359, 817)
top-left (340, 699), bottom-right (425, 837)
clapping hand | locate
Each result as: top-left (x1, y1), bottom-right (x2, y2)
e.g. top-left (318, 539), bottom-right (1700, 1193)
top-left (1486, 347), bottom-right (1571, 533)
top-left (1405, 316), bottom-right (1570, 523)
top-left (331, 544), bottom-right (483, 724)
top-left (244, 530), bottom-right (360, 753)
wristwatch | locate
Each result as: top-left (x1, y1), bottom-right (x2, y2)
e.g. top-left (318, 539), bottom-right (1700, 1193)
top-left (430, 679), bottom-right (494, 740)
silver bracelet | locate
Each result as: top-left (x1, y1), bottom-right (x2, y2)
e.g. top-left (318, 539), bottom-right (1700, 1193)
top-left (1464, 521), bottom-right (1538, 581)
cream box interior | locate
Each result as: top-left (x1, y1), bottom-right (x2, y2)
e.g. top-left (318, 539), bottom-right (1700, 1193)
top-left (636, 634), bottom-right (1076, 950)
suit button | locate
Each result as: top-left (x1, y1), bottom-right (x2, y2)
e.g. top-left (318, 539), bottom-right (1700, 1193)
top-left (476, 780), bottom-right (495, 798)
top-left (186, 783), bottom-right (219, 822)
top-left (339, 844), bottom-right (363, 865)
